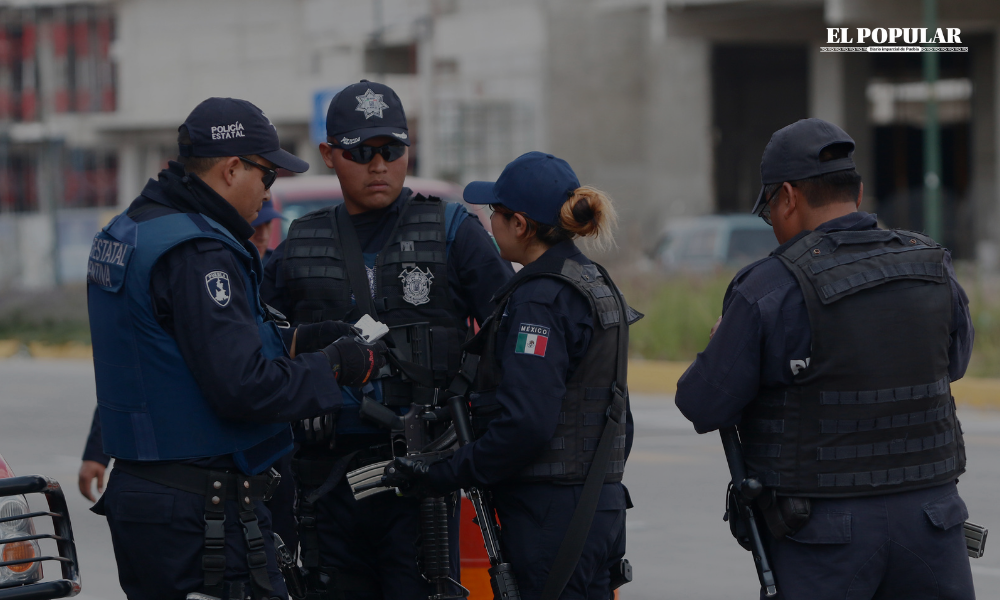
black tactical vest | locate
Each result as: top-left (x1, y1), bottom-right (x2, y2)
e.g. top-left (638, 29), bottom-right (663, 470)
top-left (469, 255), bottom-right (634, 485)
top-left (281, 194), bottom-right (467, 406)
top-left (740, 228), bottom-right (965, 498)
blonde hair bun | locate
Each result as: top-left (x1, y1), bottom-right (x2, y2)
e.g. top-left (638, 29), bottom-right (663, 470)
top-left (557, 186), bottom-right (617, 251)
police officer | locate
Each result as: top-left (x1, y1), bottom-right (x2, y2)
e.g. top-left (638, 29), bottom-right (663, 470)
top-left (259, 81), bottom-right (513, 599)
top-left (383, 152), bottom-right (637, 599)
top-left (675, 118), bottom-right (975, 599)
top-left (252, 200), bottom-right (284, 263)
top-left (87, 97), bottom-right (386, 600)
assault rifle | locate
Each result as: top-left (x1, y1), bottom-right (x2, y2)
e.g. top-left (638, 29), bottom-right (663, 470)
top-left (347, 398), bottom-right (466, 600)
top-left (448, 395), bottom-right (522, 600)
top-left (720, 426), bottom-right (777, 598)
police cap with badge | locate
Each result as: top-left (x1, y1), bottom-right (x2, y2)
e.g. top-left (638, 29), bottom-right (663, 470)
top-left (326, 80), bottom-right (411, 149)
top-left (181, 96), bottom-right (309, 174)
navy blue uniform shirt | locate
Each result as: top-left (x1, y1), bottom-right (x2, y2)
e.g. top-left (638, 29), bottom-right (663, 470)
top-left (675, 211), bottom-right (974, 434)
top-left (428, 241), bottom-right (634, 509)
top-left (260, 188), bottom-right (511, 328)
top-left (84, 163), bottom-right (343, 466)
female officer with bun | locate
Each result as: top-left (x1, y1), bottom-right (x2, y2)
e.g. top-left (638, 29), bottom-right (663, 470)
top-left (386, 151), bottom-right (638, 599)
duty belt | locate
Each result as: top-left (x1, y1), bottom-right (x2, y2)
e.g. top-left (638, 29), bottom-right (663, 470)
top-left (113, 461), bottom-right (278, 599)
top-left (113, 461), bottom-right (280, 501)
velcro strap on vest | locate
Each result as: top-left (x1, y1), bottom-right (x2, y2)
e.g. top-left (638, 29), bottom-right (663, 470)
top-left (600, 310), bottom-right (621, 327)
top-left (285, 245), bottom-right (343, 259)
top-left (820, 262), bottom-right (944, 300)
top-left (809, 244), bottom-right (930, 274)
top-left (403, 213), bottom-right (442, 225)
top-left (583, 435), bottom-right (627, 452)
top-left (820, 403), bottom-right (953, 434)
top-left (590, 285), bottom-right (613, 299)
top-left (820, 377), bottom-right (949, 405)
top-left (584, 387), bottom-right (612, 400)
top-left (744, 443), bottom-right (782, 458)
top-left (381, 250), bottom-right (445, 265)
top-left (394, 230), bottom-right (443, 243)
top-left (817, 427), bottom-right (956, 461)
top-left (287, 228), bottom-right (334, 239)
top-left (522, 462), bottom-right (566, 477)
top-left (817, 457), bottom-right (958, 488)
top-left (582, 460), bottom-right (626, 475)
top-left (286, 265), bottom-right (345, 280)
top-left (744, 419), bottom-right (784, 434)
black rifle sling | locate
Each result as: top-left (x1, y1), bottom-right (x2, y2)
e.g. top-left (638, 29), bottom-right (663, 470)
top-left (539, 263), bottom-right (629, 600)
top-left (334, 202), bottom-right (379, 319)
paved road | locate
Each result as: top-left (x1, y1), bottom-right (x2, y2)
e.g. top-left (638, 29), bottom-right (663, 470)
top-left (0, 359), bottom-right (998, 599)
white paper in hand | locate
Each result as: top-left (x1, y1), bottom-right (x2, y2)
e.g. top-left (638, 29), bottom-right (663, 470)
top-left (355, 314), bottom-right (390, 343)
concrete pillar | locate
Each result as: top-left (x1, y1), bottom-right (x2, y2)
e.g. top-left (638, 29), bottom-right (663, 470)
top-left (959, 33), bottom-right (994, 268)
top-left (646, 36), bottom-right (713, 225)
top-left (117, 140), bottom-right (140, 208)
top-left (842, 51), bottom-right (874, 212)
top-left (809, 47), bottom-right (845, 127)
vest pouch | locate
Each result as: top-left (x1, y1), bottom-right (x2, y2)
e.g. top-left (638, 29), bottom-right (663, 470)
top-left (384, 322), bottom-right (435, 407)
top-left (756, 490), bottom-right (811, 539)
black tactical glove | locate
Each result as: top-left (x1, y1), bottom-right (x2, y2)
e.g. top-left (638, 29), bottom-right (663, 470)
top-left (382, 456), bottom-right (434, 497)
top-left (322, 337), bottom-right (388, 387)
top-left (295, 320), bottom-right (358, 355)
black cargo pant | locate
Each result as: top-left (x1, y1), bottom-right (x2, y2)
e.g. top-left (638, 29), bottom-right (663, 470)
top-left (309, 476), bottom-right (461, 600)
top-left (763, 482), bottom-right (975, 600)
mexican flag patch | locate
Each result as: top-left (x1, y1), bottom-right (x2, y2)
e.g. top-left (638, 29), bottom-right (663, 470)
top-left (515, 323), bottom-right (549, 357)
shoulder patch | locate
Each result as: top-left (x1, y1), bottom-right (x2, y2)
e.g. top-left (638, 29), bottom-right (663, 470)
top-left (205, 270), bottom-right (232, 307)
top-left (514, 323), bottom-right (549, 357)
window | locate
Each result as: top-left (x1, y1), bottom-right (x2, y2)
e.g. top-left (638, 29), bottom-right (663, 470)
top-left (364, 43), bottom-right (417, 75)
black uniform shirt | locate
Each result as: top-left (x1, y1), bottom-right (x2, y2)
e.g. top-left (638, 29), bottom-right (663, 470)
top-left (427, 241), bottom-right (634, 509)
top-left (84, 163), bottom-right (343, 465)
top-left (675, 211), bottom-right (974, 434)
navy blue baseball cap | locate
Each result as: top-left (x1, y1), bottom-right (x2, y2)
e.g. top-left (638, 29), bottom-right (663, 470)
top-left (179, 97), bottom-right (309, 173)
top-left (251, 200), bottom-right (283, 227)
top-left (751, 118), bottom-right (856, 214)
top-left (326, 80), bottom-right (410, 149)
top-left (463, 152), bottom-right (581, 227)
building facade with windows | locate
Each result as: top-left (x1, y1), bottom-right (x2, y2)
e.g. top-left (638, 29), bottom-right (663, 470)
top-left (2, 0), bottom-right (1000, 289)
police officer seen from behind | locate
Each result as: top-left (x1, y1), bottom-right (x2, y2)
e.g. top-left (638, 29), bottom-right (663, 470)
top-left (384, 152), bottom-right (638, 600)
top-left (87, 97), bottom-right (386, 600)
top-left (675, 118), bottom-right (975, 599)
top-left (260, 80), bottom-right (514, 599)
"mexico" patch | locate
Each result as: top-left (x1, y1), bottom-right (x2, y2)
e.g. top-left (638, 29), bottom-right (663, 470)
top-left (515, 323), bottom-right (549, 357)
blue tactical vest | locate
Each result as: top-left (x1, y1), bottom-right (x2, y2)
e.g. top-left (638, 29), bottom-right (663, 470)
top-left (88, 210), bottom-right (292, 474)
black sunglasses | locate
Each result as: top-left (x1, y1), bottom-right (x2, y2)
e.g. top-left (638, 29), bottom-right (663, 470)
top-left (758, 182), bottom-right (795, 226)
top-left (331, 142), bottom-right (406, 165)
top-left (239, 156), bottom-right (278, 190)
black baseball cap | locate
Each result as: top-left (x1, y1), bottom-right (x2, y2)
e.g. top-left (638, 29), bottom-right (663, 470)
top-left (464, 152), bottom-right (581, 227)
top-left (751, 118), bottom-right (856, 214)
top-left (325, 80), bottom-right (410, 149)
top-left (179, 97), bottom-right (309, 173)
top-left (251, 200), bottom-right (284, 227)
